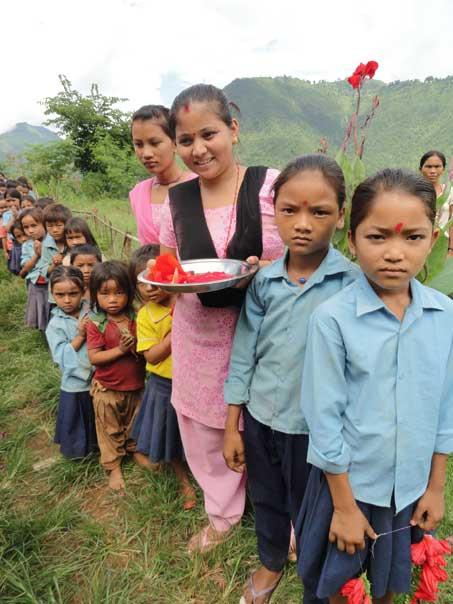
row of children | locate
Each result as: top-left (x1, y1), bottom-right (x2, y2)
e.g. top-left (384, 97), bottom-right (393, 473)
top-left (3, 82), bottom-right (453, 602)
top-left (0, 188), bottom-right (197, 508)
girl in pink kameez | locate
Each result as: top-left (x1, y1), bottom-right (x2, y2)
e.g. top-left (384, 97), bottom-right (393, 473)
top-left (159, 84), bottom-right (284, 554)
top-left (129, 105), bottom-right (195, 248)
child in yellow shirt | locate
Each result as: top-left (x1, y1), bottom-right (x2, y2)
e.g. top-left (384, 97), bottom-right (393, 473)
top-left (130, 246), bottom-right (196, 510)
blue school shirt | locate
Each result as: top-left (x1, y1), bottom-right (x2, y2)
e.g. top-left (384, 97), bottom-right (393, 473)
top-left (41, 233), bottom-right (60, 269)
top-left (20, 234), bottom-right (56, 283)
top-left (3, 210), bottom-right (13, 241)
top-left (20, 239), bottom-right (42, 283)
top-left (301, 272), bottom-right (453, 513)
top-left (46, 304), bottom-right (93, 392)
top-left (224, 246), bottom-right (359, 434)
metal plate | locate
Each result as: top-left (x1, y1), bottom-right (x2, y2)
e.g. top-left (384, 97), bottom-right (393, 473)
top-left (137, 258), bottom-right (256, 293)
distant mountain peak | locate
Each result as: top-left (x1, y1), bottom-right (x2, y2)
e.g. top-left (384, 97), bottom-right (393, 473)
top-left (0, 122), bottom-right (59, 160)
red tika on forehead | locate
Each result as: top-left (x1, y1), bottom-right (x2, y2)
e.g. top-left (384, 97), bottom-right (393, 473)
top-left (302, 200), bottom-right (308, 206)
top-left (183, 103), bottom-right (190, 113)
top-left (395, 222), bottom-right (404, 233)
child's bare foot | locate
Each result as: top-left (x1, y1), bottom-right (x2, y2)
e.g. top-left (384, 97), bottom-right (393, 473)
top-left (108, 466), bottom-right (125, 493)
top-left (133, 452), bottom-right (161, 471)
top-left (172, 459), bottom-right (196, 510)
top-left (180, 482), bottom-right (197, 511)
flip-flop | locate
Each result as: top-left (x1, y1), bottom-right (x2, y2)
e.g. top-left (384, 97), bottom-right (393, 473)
top-left (187, 524), bottom-right (234, 555)
top-left (239, 572), bottom-right (282, 604)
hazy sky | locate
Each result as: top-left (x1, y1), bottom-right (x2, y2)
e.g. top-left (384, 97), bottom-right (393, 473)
top-left (3, 0), bottom-right (452, 133)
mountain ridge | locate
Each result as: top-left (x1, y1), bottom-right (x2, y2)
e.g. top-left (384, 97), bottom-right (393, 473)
top-left (0, 122), bottom-right (59, 161)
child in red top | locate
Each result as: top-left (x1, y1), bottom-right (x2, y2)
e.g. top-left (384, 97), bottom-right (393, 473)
top-left (87, 260), bottom-right (145, 492)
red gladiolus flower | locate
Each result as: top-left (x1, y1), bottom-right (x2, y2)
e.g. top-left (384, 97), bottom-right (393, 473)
top-left (347, 74), bottom-right (362, 89)
top-left (410, 535), bottom-right (451, 603)
top-left (364, 61), bottom-right (379, 78)
top-left (340, 578), bottom-right (371, 604)
top-left (347, 60), bottom-right (379, 89)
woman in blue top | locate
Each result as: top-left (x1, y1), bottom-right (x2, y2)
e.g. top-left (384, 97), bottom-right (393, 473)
top-left (224, 155), bottom-right (359, 604)
top-left (46, 266), bottom-right (97, 459)
top-left (298, 169), bottom-right (453, 604)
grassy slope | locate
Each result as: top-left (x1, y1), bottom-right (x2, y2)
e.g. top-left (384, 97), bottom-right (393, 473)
top-left (225, 76), bottom-right (453, 175)
top-left (0, 253), bottom-right (452, 602)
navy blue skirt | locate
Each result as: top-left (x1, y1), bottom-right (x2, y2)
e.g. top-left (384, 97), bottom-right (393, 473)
top-left (8, 241), bottom-right (22, 274)
top-left (25, 282), bottom-right (50, 331)
top-left (130, 374), bottom-right (183, 463)
top-left (296, 468), bottom-right (424, 600)
top-left (54, 390), bottom-right (97, 458)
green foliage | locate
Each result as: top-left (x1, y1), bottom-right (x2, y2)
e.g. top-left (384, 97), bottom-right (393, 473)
top-left (225, 76), bottom-right (453, 173)
top-left (90, 132), bottom-right (148, 196)
top-left (42, 75), bottom-right (131, 174)
top-left (22, 139), bottom-right (77, 186)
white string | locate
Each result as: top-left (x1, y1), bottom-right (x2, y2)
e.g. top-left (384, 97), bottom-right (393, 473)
top-left (370, 524), bottom-right (412, 558)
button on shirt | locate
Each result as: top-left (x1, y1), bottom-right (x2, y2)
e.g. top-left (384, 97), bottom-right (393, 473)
top-left (224, 247), bottom-right (359, 434)
top-left (46, 304), bottom-right (93, 392)
top-left (301, 272), bottom-right (453, 513)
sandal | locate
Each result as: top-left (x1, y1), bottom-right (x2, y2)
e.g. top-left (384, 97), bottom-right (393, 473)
top-left (239, 572), bottom-right (282, 604)
top-left (187, 523), bottom-right (234, 555)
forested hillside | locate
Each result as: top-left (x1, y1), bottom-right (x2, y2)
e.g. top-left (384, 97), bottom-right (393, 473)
top-left (225, 76), bottom-right (453, 173)
top-left (0, 122), bottom-right (59, 160)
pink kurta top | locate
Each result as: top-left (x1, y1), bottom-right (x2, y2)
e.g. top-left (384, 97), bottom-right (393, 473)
top-left (159, 168), bottom-right (284, 429)
top-left (129, 177), bottom-right (161, 245)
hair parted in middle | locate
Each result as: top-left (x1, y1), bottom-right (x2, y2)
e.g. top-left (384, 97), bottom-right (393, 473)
top-left (272, 154), bottom-right (346, 209)
top-left (89, 260), bottom-right (134, 312)
top-left (350, 168), bottom-right (437, 236)
top-left (49, 265), bottom-right (85, 292)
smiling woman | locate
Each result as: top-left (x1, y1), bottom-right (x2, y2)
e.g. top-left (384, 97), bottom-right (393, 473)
top-left (158, 83), bottom-right (284, 555)
top-left (129, 105), bottom-right (195, 248)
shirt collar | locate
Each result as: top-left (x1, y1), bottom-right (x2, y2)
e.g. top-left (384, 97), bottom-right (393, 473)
top-left (145, 302), bottom-right (172, 324)
top-left (44, 233), bottom-right (58, 249)
top-left (265, 246), bottom-right (354, 284)
top-left (52, 299), bottom-right (91, 321)
top-left (355, 271), bottom-right (445, 318)
top-left (89, 308), bottom-right (135, 333)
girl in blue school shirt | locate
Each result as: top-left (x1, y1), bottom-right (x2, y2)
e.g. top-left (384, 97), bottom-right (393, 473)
top-left (298, 169), bottom-right (453, 604)
top-left (224, 155), bottom-right (359, 604)
top-left (46, 266), bottom-right (97, 459)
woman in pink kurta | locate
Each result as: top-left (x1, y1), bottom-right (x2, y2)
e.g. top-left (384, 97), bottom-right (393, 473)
top-left (160, 169), bottom-right (282, 428)
top-left (159, 84), bottom-right (284, 554)
top-left (129, 105), bottom-right (195, 246)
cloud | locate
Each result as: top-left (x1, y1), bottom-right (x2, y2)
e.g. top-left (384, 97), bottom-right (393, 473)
top-left (1, 0), bottom-right (453, 133)
top-left (159, 72), bottom-right (192, 107)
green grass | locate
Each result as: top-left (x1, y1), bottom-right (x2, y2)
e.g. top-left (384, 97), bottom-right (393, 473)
top-left (0, 260), bottom-right (452, 603)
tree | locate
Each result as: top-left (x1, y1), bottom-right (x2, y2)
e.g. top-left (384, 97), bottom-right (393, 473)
top-left (22, 140), bottom-right (76, 185)
top-left (41, 75), bottom-right (131, 173)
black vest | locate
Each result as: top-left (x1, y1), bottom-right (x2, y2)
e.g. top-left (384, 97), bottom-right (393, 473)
top-left (169, 166), bottom-right (268, 308)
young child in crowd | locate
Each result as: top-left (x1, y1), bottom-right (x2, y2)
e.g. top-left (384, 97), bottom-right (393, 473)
top-left (3, 189), bottom-right (22, 259)
top-left (129, 246), bottom-right (196, 509)
top-left (21, 195), bottom-right (35, 210)
top-left (70, 244), bottom-right (102, 303)
top-left (35, 197), bottom-right (55, 210)
top-left (63, 217), bottom-right (99, 265)
top-left (86, 261), bottom-right (145, 491)
top-left (224, 154), bottom-right (359, 604)
top-left (42, 203), bottom-right (72, 275)
top-left (19, 208), bottom-right (50, 331)
top-left (0, 195), bottom-right (8, 257)
top-left (46, 266), bottom-right (97, 459)
top-left (8, 219), bottom-right (27, 274)
top-left (298, 169), bottom-right (453, 604)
